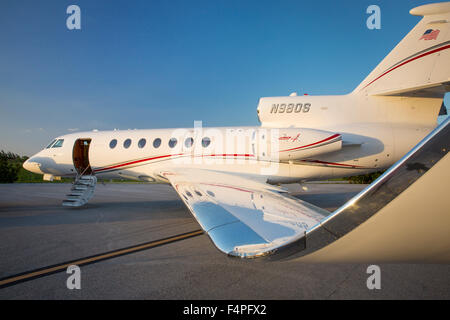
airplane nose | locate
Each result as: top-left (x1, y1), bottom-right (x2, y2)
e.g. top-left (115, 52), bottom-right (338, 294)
top-left (23, 158), bottom-right (43, 174)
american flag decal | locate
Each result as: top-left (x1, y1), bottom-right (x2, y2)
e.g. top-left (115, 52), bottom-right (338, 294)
top-left (420, 29), bottom-right (440, 40)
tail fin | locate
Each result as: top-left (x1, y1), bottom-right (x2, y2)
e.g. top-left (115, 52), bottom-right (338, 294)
top-left (354, 2), bottom-right (450, 97)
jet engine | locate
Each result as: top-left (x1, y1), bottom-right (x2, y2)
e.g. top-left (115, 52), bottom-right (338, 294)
top-left (269, 128), bottom-right (342, 161)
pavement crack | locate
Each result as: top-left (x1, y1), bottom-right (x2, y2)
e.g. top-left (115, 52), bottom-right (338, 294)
top-left (326, 265), bottom-right (359, 299)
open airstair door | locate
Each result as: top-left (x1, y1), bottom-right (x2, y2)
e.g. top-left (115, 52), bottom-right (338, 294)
top-left (73, 139), bottom-right (92, 175)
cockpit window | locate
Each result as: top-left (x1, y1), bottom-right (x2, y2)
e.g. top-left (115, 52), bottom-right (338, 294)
top-left (52, 139), bottom-right (64, 148)
top-left (46, 139), bottom-right (57, 149)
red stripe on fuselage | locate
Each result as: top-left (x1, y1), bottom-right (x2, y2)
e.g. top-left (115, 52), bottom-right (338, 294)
top-left (94, 154), bottom-right (183, 172)
top-left (279, 134), bottom-right (341, 153)
top-left (93, 153), bottom-right (255, 173)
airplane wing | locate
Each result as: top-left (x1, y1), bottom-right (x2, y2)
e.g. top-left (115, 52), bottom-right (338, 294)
top-left (158, 168), bottom-right (329, 259)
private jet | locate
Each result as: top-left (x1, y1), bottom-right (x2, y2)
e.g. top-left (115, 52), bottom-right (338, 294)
top-left (23, 2), bottom-right (450, 261)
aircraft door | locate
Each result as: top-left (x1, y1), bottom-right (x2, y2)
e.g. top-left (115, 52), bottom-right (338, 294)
top-left (72, 139), bottom-right (92, 175)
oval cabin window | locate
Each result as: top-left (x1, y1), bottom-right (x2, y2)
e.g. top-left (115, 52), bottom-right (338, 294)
top-left (123, 139), bottom-right (132, 148)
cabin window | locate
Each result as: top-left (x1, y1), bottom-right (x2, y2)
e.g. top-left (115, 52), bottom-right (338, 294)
top-left (46, 139), bottom-right (57, 149)
top-left (52, 139), bottom-right (64, 148)
top-left (123, 139), bottom-right (132, 149)
top-left (109, 139), bottom-right (117, 149)
top-left (184, 137), bottom-right (194, 148)
top-left (168, 138), bottom-right (177, 148)
top-left (153, 138), bottom-right (161, 148)
top-left (138, 138), bottom-right (146, 148)
top-left (202, 137), bottom-right (211, 148)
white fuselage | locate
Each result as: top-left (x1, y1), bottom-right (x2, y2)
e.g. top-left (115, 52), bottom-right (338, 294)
top-left (23, 93), bottom-right (437, 185)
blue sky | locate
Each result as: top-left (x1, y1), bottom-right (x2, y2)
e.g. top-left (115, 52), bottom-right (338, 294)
top-left (0, 0), bottom-right (448, 155)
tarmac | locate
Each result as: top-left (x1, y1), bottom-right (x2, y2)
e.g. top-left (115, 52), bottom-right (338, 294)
top-left (0, 183), bottom-right (449, 299)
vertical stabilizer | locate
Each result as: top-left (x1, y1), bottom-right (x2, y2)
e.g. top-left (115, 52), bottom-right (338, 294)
top-left (354, 2), bottom-right (450, 97)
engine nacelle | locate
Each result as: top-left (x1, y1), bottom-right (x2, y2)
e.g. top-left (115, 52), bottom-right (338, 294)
top-left (271, 128), bottom-right (342, 161)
